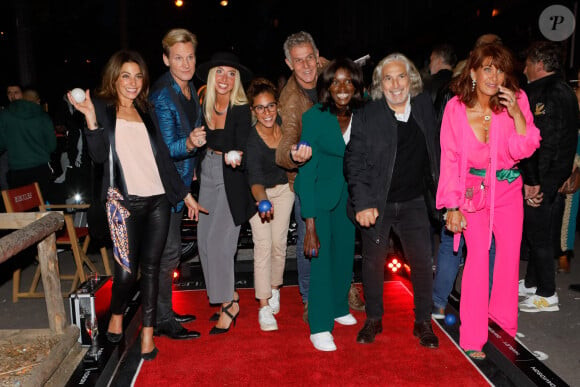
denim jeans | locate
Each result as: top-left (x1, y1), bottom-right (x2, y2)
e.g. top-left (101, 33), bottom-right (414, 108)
top-left (432, 225), bottom-right (465, 309)
top-left (294, 194), bottom-right (310, 303)
top-left (433, 224), bottom-right (497, 309)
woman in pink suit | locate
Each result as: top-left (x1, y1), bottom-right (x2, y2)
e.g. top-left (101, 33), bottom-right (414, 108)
top-left (436, 43), bottom-right (540, 360)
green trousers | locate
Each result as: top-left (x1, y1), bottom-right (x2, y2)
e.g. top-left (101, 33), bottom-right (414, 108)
top-left (308, 186), bottom-right (355, 334)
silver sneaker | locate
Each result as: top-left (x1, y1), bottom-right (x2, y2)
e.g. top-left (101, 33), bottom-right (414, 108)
top-left (518, 279), bottom-right (537, 297)
top-left (519, 293), bottom-right (559, 313)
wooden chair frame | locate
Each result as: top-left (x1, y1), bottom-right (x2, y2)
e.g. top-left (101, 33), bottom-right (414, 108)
top-left (2, 182), bottom-right (111, 302)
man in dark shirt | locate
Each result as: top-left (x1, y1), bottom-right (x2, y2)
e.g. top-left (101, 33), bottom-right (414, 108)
top-left (519, 41), bottom-right (579, 312)
top-left (424, 43), bottom-right (456, 104)
top-left (344, 53), bottom-right (440, 348)
top-left (149, 28), bottom-right (207, 339)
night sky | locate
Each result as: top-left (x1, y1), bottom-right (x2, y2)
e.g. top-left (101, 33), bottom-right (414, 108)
top-left (0, 0), bottom-right (577, 111)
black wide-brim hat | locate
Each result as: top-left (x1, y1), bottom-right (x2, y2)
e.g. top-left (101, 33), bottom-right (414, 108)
top-left (196, 51), bottom-right (253, 84)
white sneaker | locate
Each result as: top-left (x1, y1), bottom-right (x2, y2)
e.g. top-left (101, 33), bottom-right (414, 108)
top-left (334, 313), bottom-right (357, 326)
top-left (258, 306), bottom-right (278, 331)
top-left (518, 279), bottom-right (537, 297)
top-left (310, 331), bottom-right (337, 351)
top-left (519, 293), bottom-right (559, 313)
top-left (268, 289), bottom-right (280, 315)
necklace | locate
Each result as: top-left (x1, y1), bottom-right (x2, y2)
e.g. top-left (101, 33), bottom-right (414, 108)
top-left (472, 105), bottom-right (492, 142)
top-left (482, 114), bottom-right (491, 129)
top-left (182, 86), bottom-right (191, 100)
top-left (213, 104), bottom-right (228, 116)
top-left (482, 113), bottom-right (491, 142)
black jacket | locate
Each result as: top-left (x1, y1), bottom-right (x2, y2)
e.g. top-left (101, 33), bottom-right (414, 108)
top-left (84, 98), bottom-right (189, 209)
top-left (424, 69), bottom-right (453, 104)
top-left (199, 104), bottom-right (256, 226)
top-left (344, 92), bottom-right (440, 243)
top-left (520, 73), bottom-right (579, 189)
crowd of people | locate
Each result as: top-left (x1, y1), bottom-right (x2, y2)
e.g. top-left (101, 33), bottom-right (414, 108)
top-left (2, 27), bottom-right (580, 361)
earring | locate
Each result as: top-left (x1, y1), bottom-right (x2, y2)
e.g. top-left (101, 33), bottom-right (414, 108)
top-left (471, 78), bottom-right (476, 92)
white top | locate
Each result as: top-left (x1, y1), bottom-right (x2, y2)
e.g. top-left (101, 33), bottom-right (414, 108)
top-left (343, 116), bottom-right (352, 144)
top-left (393, 97), bottom-right (411, 122)
top-left (115, 119), bottom-right (165, 197)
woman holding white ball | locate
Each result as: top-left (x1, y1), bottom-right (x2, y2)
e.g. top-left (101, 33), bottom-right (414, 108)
top-left (67, 50), bottom-right (204, 360)
top-left (195, 51), bottom-right (256, 334)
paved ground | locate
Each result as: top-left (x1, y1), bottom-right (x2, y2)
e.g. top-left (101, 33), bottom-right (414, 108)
top-left (0, 241), bottom-right (579, 385)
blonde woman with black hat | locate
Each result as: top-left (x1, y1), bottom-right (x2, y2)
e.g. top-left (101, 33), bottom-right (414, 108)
top-left (196, 52), bottom-right (256, 334)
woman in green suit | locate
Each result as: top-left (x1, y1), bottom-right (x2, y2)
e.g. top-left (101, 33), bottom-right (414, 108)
top-left (295, 58), bottom-right (366, 351)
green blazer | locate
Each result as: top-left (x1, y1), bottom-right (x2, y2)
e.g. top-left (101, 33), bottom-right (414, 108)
top-left (295, 104), bottom-right (349, 218)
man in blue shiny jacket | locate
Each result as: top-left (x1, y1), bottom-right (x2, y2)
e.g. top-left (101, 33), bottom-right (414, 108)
top-left (149, 28), bottom-right (206, 339)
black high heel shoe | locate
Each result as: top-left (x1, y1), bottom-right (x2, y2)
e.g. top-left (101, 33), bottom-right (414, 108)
top-left (210, 293), bottom-right (239, 321)
top-left (141, 347), bottom-right (159, 361)
top-left (106, 331), bottom-right (123, 344)
top-left (209, 299), bottom-right (239, 335)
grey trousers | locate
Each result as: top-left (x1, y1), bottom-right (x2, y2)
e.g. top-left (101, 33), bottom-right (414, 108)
top-left (197, 152), bottom-right (240, 304)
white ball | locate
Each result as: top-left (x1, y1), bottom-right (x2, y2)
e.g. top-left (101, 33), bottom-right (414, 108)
top-left (71, 88), bottom-right (86, 103)
top-left (226, 150), bottom-right (241, 163)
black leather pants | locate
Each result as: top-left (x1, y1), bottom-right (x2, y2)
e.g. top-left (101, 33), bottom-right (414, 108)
top-left (110, 194), bottom-right (171, 327)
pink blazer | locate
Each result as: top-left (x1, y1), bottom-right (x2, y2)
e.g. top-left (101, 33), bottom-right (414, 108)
top-left (436, 92), bottom-right (541, 248)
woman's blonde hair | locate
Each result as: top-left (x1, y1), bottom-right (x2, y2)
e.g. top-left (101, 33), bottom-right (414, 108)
top-left (203, 67), bottom-right (248, 124)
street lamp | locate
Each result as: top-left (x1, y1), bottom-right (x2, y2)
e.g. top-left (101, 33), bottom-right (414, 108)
top-left (175, 0), bottom-right (184, 6)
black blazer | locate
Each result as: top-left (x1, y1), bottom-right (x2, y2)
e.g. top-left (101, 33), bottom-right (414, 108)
top-left (344, 93), bottom-right (440, 243)
top-left (199, 104), bottom-right (256, 226)
top-left (84, 98), bottom-right (189, 209)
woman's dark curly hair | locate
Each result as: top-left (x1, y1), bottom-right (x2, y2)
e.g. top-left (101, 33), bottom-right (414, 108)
top-left (246, 77), bottom-right (279, 105)
top-left (246, 77), bottom-right (279, 125)
top-left (451, 43), bottom-right (519, 113)
top-left (318, 58), bottom-right (365, 115)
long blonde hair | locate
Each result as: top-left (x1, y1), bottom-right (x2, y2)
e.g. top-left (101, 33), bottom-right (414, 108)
top-left (203, 67), bottom-right (248, 125)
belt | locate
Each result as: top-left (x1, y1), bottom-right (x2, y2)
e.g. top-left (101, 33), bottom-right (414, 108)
top-left (207, 148), bottom-right (223, 155)
top-left (469, 167), bottom-right (521, 183)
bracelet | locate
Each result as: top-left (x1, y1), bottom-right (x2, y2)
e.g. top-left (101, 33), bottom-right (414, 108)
top-left (446, 207), bottom-right (459, 212)
top-left (289, 150), bottom-right (297, 164)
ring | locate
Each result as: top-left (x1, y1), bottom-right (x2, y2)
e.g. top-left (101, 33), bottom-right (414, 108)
top-left (311, 248), bottom-right (317, 256)
top-left (198, 140), bottom-right (202, 145)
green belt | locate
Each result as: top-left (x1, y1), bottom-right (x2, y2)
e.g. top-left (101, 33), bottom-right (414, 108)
top-left (469, 167), bottom-right (521, 183)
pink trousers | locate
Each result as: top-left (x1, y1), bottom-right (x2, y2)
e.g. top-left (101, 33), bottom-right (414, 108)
top-left (460, 177), bottom-right (522, 351)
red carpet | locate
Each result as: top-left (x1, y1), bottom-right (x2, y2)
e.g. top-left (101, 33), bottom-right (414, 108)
top-left (135, 282), bottom-right (489, 386)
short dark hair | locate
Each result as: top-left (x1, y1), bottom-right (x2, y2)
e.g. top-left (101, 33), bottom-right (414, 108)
top-left (5, 82), bottom-right (22, 91)
top-left (318, 58), bottom-right (365, 115)
top-left (432, 44), bottom-right (457, 67)
top-left (526, 41), bottom-right (562, 73)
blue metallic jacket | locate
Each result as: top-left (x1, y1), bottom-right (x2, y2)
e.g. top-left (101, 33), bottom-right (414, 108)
top-left (149, 72), bottom-right (202, 211)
